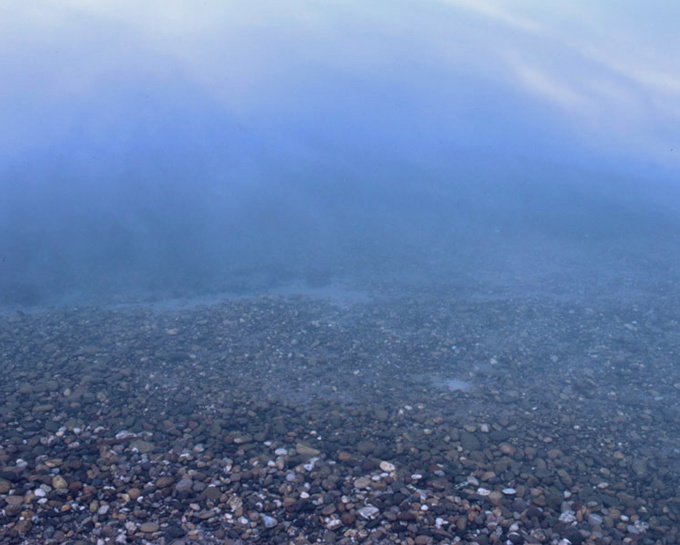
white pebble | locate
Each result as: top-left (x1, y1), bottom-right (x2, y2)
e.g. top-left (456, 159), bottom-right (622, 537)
top-left (262, 515), bottom-right (278, 528)
top-left (379, 461), bottom-right (396, 472)
top-left (559, 510), bottom-right (576, 523)
top-left (325, 517), bottom-right (342, 530)
top-left (358, 506), bottom-right (379, 519)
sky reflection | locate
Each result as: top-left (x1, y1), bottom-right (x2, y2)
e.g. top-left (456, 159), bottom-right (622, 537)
top-left (1, 1), bottom-right (680, 306)
top-left (2, 0), bottom-right (679, 175)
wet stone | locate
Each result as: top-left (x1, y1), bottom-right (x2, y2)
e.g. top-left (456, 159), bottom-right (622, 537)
top-left (156, 476), bottom-right (174, 488)
top-left (175, 478), bottom-right (193, 492)
top-left (0, 479), bottom-right (11, 494)
top-left (460, 430), bottom-right (481, 451)
top-left (130, 439), bottom-right (155, 453)
top-left (0, 294), bottom-right (675, 544)
top-left (139, 521), bottom-right (160, 533)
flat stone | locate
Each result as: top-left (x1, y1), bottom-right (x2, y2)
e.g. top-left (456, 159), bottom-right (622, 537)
top-left (379, 461), bottom-right (396, 472)
top-left (204, 486), bottom-right (221, 500)
top-left (358, 506), bottom-right (379, 519)
top-left (262, 515), bottom-right (278, 528)
top-left (175, 478), bottom-right (193, 492)
top-left (130, 440), bottom-right (155, 454)
top-left (139, 521), bottom-right (160, 533)
top-left (0, 479), bottom-right (11, 494)
top-left (460, 431), bottom-right (481, 451)
top-left (156, 476), bottom-right (174, 488)
top-left (5, 495), bottom-right (23, 506)
top-left (296, 443), bottom-right (320, 456)
top-left (354, 476), bottom-right (372, 489)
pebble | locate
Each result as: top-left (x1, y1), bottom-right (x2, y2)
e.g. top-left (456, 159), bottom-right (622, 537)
top-left (155, 476), bottom-right (174, 488)
top-left (175, 478), bottom-right (193, 492)
top-left (139, 521), bottom-right (160, 533)
top-left (262, 515), bottom-right (278, 528)
top-left (52, 475), bottom-right (67, 489)
top-left (130, 439), bottom-right (155, 453)
top-left (358, 506), bottom-right (380, 519)
top-left (588, 513), bottom-right (604, 526)
top-left (354, 476), bottom-right (372, 489)
top-left (296, 443), bottom-right (321, 456)
top-left (0, 297), bottom-right (671, 544)
top-left (379, 461), bottom-right (396, 472)
top-left (128, 488), bottom-right (142, 501)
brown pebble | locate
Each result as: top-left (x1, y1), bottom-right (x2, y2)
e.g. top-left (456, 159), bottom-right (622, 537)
top-left (128, 488), bottom-right (142, 500)
top-left (204, 486), bottom-right (221, 500)
top-left (52, 475), bottom-right (68, 489)
top-left (499, 443), bottom-right (516, 455)
top-left (139, 521), bottom-right (160, 533)
top-left (14, 519), bottom-right (32, 534)
top-left (5, 495), bottom-right (23, 506)
top-left (296, 443), bottom-right (321, 456)
top-left (341, 512), bottom-right (356, 525)
top-left (547, 448), bottom-right (562, 459)
top-left (488, 491), bottom-right (503, 505)
top-left (354, 476), bottom-right (372, 489)
top-left (155, 476), bottom-right (174, 488)
top-left (0, 479), bottom-right (11, 494)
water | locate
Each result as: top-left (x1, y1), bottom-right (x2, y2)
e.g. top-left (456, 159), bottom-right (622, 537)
top-left (1, 3), bottom-right (680, 543)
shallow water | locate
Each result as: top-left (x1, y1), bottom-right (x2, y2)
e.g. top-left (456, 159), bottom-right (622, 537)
top-left (1, 283), bottom-right (678, 544)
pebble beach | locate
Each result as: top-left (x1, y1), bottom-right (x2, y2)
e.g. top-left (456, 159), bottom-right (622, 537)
top-left (1, 287), bottom-right (679, 545)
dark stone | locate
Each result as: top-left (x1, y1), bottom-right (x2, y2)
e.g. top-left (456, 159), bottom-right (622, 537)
top-left (564, 529), bottom-right (586, 545)
top-left (459, 431), bottom-right (481, 451)
top-left (507, 532), bottom-right (525, 545)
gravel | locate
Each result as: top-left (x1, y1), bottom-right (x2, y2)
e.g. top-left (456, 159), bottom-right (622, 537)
top-left (0, 292), bottom-right (678, 544)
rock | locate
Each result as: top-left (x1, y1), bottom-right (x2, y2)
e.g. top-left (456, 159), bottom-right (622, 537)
top-left (204, 486), bottom-right (221, 500)
top-left (354, 476), bottom-right (372, 489)
top-left (155, 476), bottom-right (174, 488)
top-left (175, 478), bottom-right (193, 492)
top-left (379, 461), bottom-right (396, 472)
top-left (460, 430), bottom-right (481, 451)
top-left (358, 506), bottom-right (380, 519)
top-left (296, 443), bottom-right (320, 456)
top-left (52, 475), bottom-right (68, 489)
top-left (139, 522), bottom-right (160, 533)
top-left (357, 441), bottom-right (376, 455)
top-left (5, 495), bottom-right (23, 507)
top-left (130, 439), bottom-right (155, 453)
top-left (262, 515), bottom-right (278, 528)
top-left (341, 512), bottom-right (356, 525)
top-left (488, 491), bottom-right (503, 505)
top-left (0, 479), bottom-right (11, 494)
